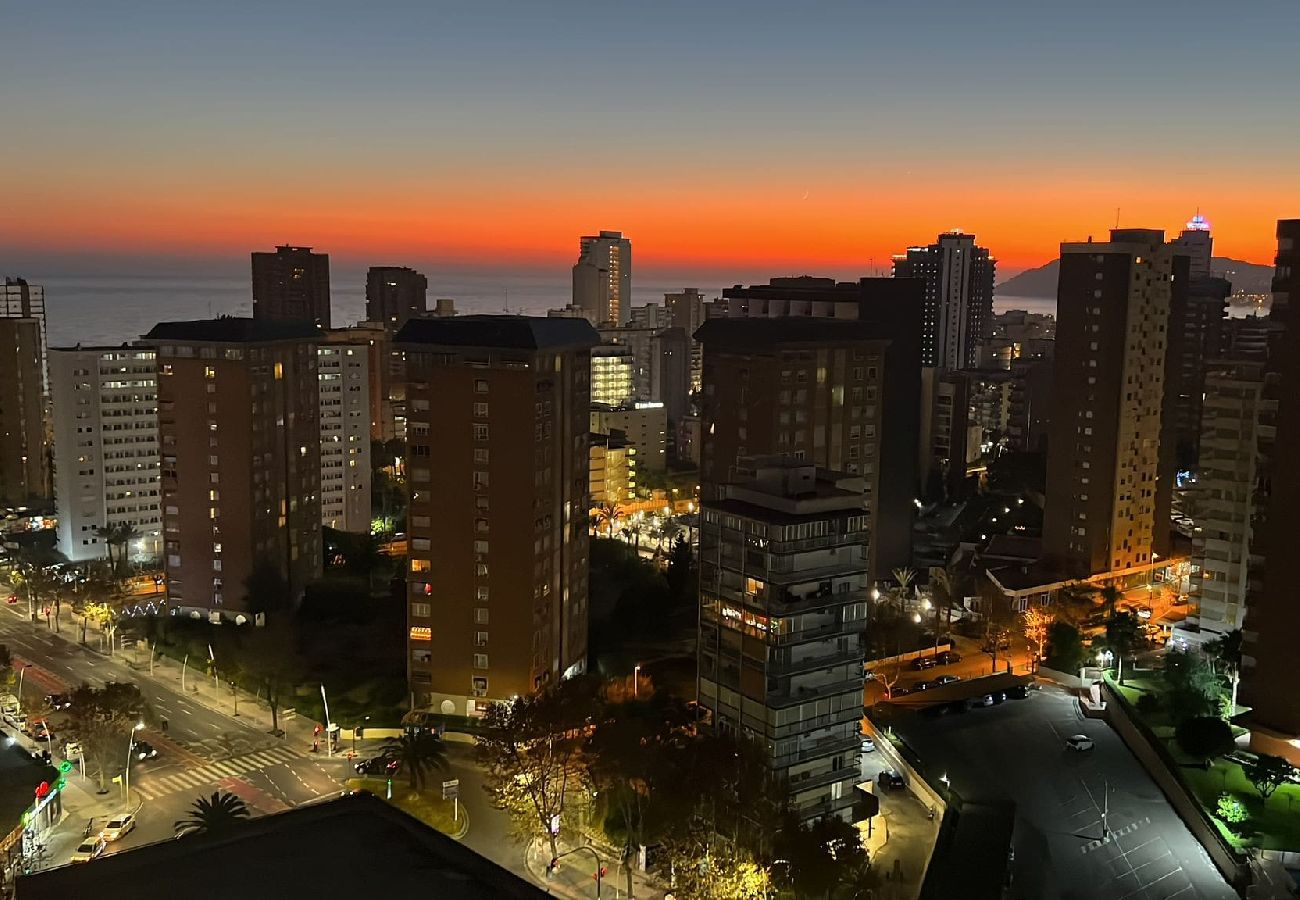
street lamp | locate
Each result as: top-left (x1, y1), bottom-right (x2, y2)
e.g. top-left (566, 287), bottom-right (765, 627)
top-left (124, 722), bottom-right (145, 801)
top-left (16, 664), bottom-right (30, 713)
top-left (633, 664), bottom-right (641, 699)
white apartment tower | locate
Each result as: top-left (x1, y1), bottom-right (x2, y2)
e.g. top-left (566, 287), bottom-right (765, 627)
top-left (317, 344), bottom-right (373, 533)
top-left (590, 345), bottom-right (636, 407)
top-left (573, 230), bottom-right (632, 326)
top-left (50, 345), bottom-right (162, 563)
top-left (892, 231), bottom-right (995, 370)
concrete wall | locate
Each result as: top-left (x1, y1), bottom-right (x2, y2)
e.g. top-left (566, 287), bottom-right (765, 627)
top-left (866, 642), bottom-right (953, 672)
top-left (1100, 681), bottom-right (1249, 891)
top-left (1037, 665), bottom-right (1092, 690)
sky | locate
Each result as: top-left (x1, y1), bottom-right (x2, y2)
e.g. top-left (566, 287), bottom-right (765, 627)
top-left (2, 1), bottom-right (1298, 282)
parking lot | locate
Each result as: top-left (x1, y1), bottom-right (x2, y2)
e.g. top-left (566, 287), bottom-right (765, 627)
top-left (890, 686), bottom-right (1236, 900)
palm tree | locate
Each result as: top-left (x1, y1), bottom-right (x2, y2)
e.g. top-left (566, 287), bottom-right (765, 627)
top-left (1206, 629), bottom-right (1244, 714)
top-left (1100, 582), bottom-right (1123, 621)
top-left (380, 730), bottom-right (448, 790)
top-left (174, 791), bottom-right (251, 835)
top-left (108, 523), bottom-right (139, 575)
top-left (93, 525), bottom-right (117, 571)
top-left (594, 502), bottom-right (624, 538)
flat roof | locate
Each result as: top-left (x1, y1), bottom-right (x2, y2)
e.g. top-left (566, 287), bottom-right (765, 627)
top-left (17, 792), bottom-right (548, 900)
top-left (694, 316), bottom-right (894, 347)
top-left (143, 318), bottom-right (321, 343)
top-left (396, 315), bottom-right (598, 350)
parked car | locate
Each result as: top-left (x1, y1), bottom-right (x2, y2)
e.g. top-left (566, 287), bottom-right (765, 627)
top-left (1065, 734), bottom-right (1095, 752)
top-left (69, 836), bottom-right (106, 863)
top-left (913, 680), bottom-right (936, 692)
top-left (970, 694), bottom-right (995, 708)
top-left (101, 813), bottom-right (136, 842)
top-left (28, 721), bottom-right (53, 742)
top-left (911, 656), bottom-right (937, 671)
top-left (877, 769), bottom-right (906, 790)
top-left (935, 674), bottom-right (961, 686)
top-left (1006, 683), bottom-right (1031, 700)
top-left (1136, 608), bottom-right (1153, 620)
top-left (354, 756), bottom-right (400, 777)
top-left (890, 687), bottom-right (912, 698)
top-left (860, 738), bottom-right (876, 754)
top-left (134, 741), bottom-right (158, 761)
top-left (981, 638), bottom-right (1012, 652)
top-left (45, 694), bottom-right (72, 711)
top-left (937, 650), bottom-right (962, 665)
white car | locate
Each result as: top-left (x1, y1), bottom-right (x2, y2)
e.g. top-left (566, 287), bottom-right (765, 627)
top-left (861, 739), bottom-right (876, 754)
top-left (1065, 734), bottom-right (1095, 752)
top-left (101, 813), bottom-right (135, 842)
top-left (69, 836), bottom-right (106, 863)
top-left (1136, 608), bottom-right (1153, 620)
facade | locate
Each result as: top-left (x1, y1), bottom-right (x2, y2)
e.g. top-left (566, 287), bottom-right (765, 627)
top-left (650, 327), bottom-right (691, 426)
top-left (2, 278), bottom-right (48, 388)
top-left (49, 345), bottom-right (161, 563)
top-left (589, 431), bottom-right (635, 507)
top-left (698, 459), bottom-right (868, 823)
top-left (251, 245), bottom-right (332, 328)
top-left (666, 288), bottom-right (706, 391)
top-left (1171, 214), bottom-right (1214, 280)
top-left (590, 345), bottom-right (636, 407)
top-left (398, 316), bottom-right (597, 715)
top-left (919, 370), bottom-right (971, 500)
top-left (1189, 360), bottom-right (1272, 638)
top-left (892, 231), bottom-right (995, 370)
top-left (365, 266), bottom-right (428, 330)
top-left (590, 403), bottom-right (667, 473)
top-left (1043, 229), bottom-right (1184, 578)
top-left (145, 319), bottom-right (323, 618)
top-left (707, 277), bottom-right (923, 579)
top-left (317, 343), bottom-right (373, 533)
top-left (1241, 219), bottom-right (1300, 765)
top-left (572, 231), bottom-right (631, 326)
top-left (1168, 277), bottom-right (1229, 467)
top-left (0, 319), bottom-right (50, 507)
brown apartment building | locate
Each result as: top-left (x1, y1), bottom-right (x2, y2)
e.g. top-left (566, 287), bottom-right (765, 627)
top-left (1042, 229), bottom-right (1186, 579)
top-left (0, 318), bottom-right (49, 507)
top-left (696, 318), bottom-right (890, 582)
top-left (1241, 218), bottom-right (1300, 764)
top-left (397, 316), bottom-right (598, 715)
top-left (252, 245), bottom-right (332, 328)
top-left (145, 319), bottom-right (323, 619)
top-left (365, 266), bottom-right (428, 331)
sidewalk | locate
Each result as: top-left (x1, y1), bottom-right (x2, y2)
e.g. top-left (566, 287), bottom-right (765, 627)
top-left (523, 836), bottom-right (665, 899)
top-left (866, 785), bottom-right (940, 900)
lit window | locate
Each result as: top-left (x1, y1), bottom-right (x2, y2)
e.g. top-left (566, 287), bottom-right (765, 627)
top-left (410, 627), bottom-right (432, 641)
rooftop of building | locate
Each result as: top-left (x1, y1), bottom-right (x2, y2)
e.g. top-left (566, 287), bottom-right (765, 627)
top-left (50, 342), bottom-right (153, 353)
top-left (395, 315), bottom-right (598, 350)
top-left (16, 792), bottom-right (548, 900)
top-left (706, 459), bottom-right (866, 522)
top-left (143, 317), bottom-right (322, 343)
top-left (694, 316), bottom-right (894, 347)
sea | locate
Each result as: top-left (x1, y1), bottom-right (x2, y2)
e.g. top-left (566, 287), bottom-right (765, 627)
top-left (31, 271), bottom-right (1064, 348)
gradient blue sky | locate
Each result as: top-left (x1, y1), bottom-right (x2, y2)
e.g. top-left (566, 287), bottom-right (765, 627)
top-left (3, 1), bottom-right (1297, 279)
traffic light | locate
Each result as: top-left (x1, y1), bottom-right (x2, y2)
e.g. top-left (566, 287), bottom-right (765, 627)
top-left (547, 857), bottom-right (559, 874)
top-left (593, 866), bottom-right (607, 881)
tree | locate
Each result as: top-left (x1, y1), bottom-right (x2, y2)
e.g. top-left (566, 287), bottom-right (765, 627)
top-left (1099, 582), bottom-right (1123, 621)
top-left (585, 692), bottom-right (692, 897)
top-left (1245, 754), bottom-right (1295, 806)
top-left (174, 791), bottom-right (251, 835)
top-left (233, 622), bottom-right (302, 736)
top-left (107, 523), bottom-right (140, 575)
top-left (1175, 716), bottom-right (1235, 767)
top-left (380, 730), bottom-right (448, 790)
top-left (64, 682), bottom-right (151, 793)
top-left (595, 502), bottom-right (624, 539)
top-left (930, 561), bottom-right (967, 630)
top-left (477, 677), bottom-right (599, 859)
top-left (1104, 611), bottom-right (1142, 684)
top-left (243, 558), bottom-right (291, 618)
top-left (665, 535), bottom-right (694, 607)
top-left (774, 814), bottom-right (871, 899)
top-left (1163, 649), bottom-right (1223, 722)
top-left (977, 580), bottom-right (1019, 674)
top-left (1044, 621), bottom-right (1085, 673)
top-left (1022, 606), bottom-right (1052, 669)
top-left (1216, 793), bottom-right (1248, 829)
top-left (1205, 630), bottom-right (1244, 715)
top-left (93, 525), bottom-right (118, 571)
top-left (0, 644), bottom-right (11, 686)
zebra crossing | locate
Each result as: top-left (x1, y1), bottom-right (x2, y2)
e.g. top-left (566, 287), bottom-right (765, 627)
top-left (134, 745), bottom-right (301, 800)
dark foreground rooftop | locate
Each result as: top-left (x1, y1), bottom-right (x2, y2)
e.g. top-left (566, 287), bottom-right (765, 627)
top-left (144, 317), bottom-right (322, 343)
top-left (17, 792), bottom-right (548, 900)
top-left (396, 315), bottom-right (598, 350)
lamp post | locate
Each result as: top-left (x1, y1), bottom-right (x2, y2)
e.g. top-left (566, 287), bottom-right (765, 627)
top-left (633, 664), bottom-right (641, 699)
top-left (1148, 552), bottom-right (1160, 618)
top-left (16, 664), bottom-right (30, 713)
top-left (124, 722), bottom-right (144, 802)
top-left (320, 684), bottom-right (334, 758)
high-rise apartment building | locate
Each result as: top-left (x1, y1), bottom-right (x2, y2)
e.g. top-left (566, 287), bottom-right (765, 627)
top-left (589, 431), bottom-right (635, 507)
top-left (1043, 229), bottom-right (1185, 578)
top-left (698, 458), bottom-right (868, 823)
top-left (398, 316), bottom-right (597, 715)
top-left (1171, 214), bottom-right (1214, 280)
top-left (317, 343), bottom-right (372, 533)
top-left (1168, 277), bottom-right (1229, 467)
top-left (0, 318), bottom-right (50, 507)
top-left (365, 267), bottom-right (428, 330)
top-left (590, 345), bottom-right (636, 407)
top-left (2, 278), bottom-right (48, 388)
top-left (252, 245), bottom-right (332, 328)
top-left (1189, 360), bottom-right (1273, 639)
top-left (50, 345), bottom-right (161, 563)
top-left (572, 231), bottom-right (631, 326)
top-left (1241, 219), bottom-right (1300, 765)
top-left (665, 288), bottom-right (706, 392)
top-left (892, 231), bottom-right (995, 370)
top-left (146, 319), bottom-right (322, 618)
top-left (705, 277), bottom-right (924, 580)
top-left (590, 403), bottom-right (667, 473)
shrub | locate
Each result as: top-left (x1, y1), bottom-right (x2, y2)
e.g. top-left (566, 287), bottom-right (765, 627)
top-left (1216, 793), bottom-right (1248, 828)
top-left (1135, 693), bottom-right (1162, 715)
top-left (1175, 716), bottom-right (1235, 765)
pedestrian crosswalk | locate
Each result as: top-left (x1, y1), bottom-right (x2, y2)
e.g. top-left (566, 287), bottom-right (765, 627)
top-left (134, 745), bottom-right (301, 800)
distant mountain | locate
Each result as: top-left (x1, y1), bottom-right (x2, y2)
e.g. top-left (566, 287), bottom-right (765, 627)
top-left (996, 256), bottom-right (1272, 299)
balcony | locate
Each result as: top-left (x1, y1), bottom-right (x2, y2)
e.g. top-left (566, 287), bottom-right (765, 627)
top-left (767, 676), bottom-right (864, 709)
top-left (770, 733), bottom-right (861, 769)
top-left (768, 647), bottom-right (864, 677)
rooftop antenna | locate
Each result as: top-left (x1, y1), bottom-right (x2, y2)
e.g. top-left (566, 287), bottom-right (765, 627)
top-left (1114, 207), bottom-right (1121, 230)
